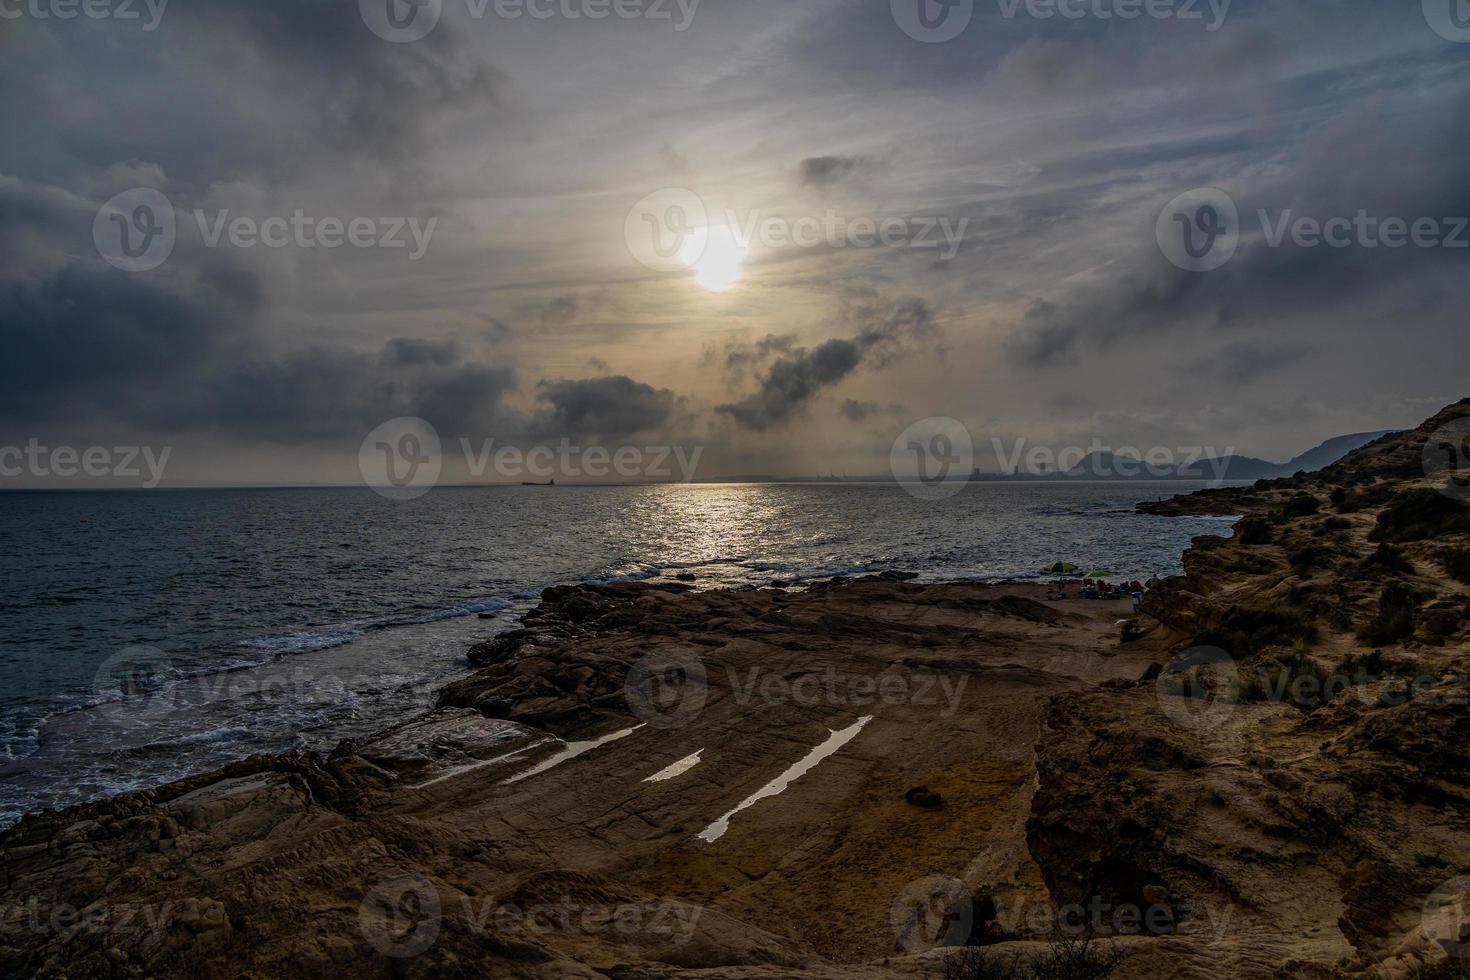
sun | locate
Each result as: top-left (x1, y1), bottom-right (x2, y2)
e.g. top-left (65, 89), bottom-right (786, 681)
top-left (679, 223), bottom-right (747, 292)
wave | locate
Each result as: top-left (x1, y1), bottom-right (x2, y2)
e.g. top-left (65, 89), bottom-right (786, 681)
top-left (241, 595), bottom-right (522, 655)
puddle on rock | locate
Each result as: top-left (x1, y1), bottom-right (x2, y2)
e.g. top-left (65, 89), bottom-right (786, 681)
top-left (696, 716), bottom-right (872, 843)
top-left (644, 750), bottom-right (704, 783)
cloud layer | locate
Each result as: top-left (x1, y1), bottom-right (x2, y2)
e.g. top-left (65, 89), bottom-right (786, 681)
top-left (3, 0), bottom-right (1468, 481)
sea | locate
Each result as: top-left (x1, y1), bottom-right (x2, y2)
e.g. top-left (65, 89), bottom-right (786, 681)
top-left (0, 482), bottom-right (1239, 828)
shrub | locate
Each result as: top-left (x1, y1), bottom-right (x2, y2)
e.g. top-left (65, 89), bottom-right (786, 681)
top-left (1441, 547), bottom-right (1470, 585)
top-left (1321, 517), bottom-right (1352, 532)
top-left (1358, 582), bottom-right (1422, 647)
top-left (1362, 544), bottom-right (1414, 574)
top-left (1238, 653), bottom-right (1337, 711)
top-left (1237, 518), bottom-right (1272, 545)
top-left (1194, 606), bottom-right (1320, 658)
top-left (1227, 555), bottom-right (1275, 574)
top-left (1279, 493), bottom-right (1321, 518)
top-left (1403, 955), bottom-right (1470, 979)
top-left (943, 937), bottom-right (1127, 980)
top-left (1337, 649), bottom-right (1420, 680)
top-left (1288, 545), bottom-right (1334, 575)
top-left (1335, 482), bottom-right (1396, 514)
top-left (1370, 490), bottom-right (1470, 543)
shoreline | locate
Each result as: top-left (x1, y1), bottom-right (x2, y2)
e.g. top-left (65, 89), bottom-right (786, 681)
top-left (2, 402), bottom-right (1467, 978)
top-left (0, 519), bottom-right (1221, 830)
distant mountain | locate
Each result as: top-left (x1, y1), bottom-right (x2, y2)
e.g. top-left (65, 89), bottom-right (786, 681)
top-left (1276, 431), bottom-right (1394, 475)
top-left (1047, 430), bottom-right (1398, 481)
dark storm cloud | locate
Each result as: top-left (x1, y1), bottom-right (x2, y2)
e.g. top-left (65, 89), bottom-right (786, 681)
top-left (382, 338), bottom-right (461, 367)
top-left (0, 163), bottom-right (520, 443)
top-left (533, 376), bottom-right (678, 441)
top-left (0, 263), bottom-right (240, 424)
top-left (717, 340), bottom-right (862, 432)
top-left (720, 333), bottom-right (797, 377)
top-left (0, 0), bottom-right (501, 190)
top-left (849, 296), bottom-right (937, 367)
top-left (0, 259), bottom-right (518, 440)
top-left (799, 156), bottom-right (862, 187)
top-left (199, 344), bottom-right (517, 441)
top-left (717, 297), bottom-right (938, 432)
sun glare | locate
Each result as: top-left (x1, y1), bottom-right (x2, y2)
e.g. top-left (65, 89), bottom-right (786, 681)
top-left (680, 224), bottom-right (747, 292)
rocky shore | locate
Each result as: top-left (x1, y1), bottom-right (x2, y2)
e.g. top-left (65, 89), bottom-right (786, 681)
top-left (2, 400), bottom-right (1468, 979)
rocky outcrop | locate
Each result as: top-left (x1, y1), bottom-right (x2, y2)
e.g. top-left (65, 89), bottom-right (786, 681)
top-left (1035, 398), bottom-right (1470, 977)
top-left (1, 401), bottom-right (1466, 979)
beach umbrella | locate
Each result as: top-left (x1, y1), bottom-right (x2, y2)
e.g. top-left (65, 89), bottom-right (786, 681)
top-left (1041, 561), bottom-right (1077, 574)
top-left (1085, 570), bottom-right (1113, 579)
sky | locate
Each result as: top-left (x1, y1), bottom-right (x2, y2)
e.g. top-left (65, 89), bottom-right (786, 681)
top-left (1, 0), bottom-right (1468, 486)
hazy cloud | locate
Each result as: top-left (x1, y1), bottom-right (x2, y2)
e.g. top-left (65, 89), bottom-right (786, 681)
top-left (718, 296), bottom-right (938, 431)
top-left (534, 376), bottom-right (679, 441)
top-left (799, 156), bottom-right (863, 187)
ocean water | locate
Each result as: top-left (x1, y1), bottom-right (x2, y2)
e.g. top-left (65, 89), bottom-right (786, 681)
top-left (0, 482), bottom-right (1238, 827)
